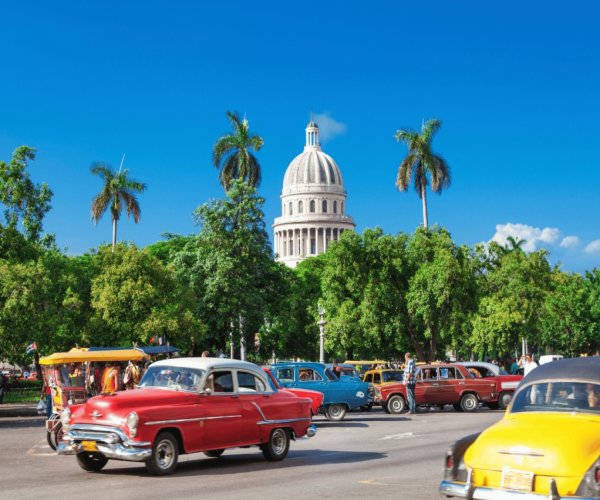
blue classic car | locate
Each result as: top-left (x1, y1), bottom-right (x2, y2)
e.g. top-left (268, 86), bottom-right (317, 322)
top-left (270, 362), bottom-right (373, 421)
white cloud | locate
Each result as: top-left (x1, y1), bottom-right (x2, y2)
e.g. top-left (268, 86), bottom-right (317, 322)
top-left (491, 223), bottom-right (560, 252)
top-left (312, 113), bottom-right (347, 142)
top-left (584, 240), bottom-right (600, 254)
top-left (560, 236), bottom-right (580, 248)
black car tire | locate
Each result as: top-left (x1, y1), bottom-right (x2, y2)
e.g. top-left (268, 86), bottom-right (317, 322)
top-left (261, 428), bottom-right (290, 461)
top-left (386, 395), bottom-right (406, 414)
top-left (460, 393), bottom-right (478, 412)
top-left (204, 449), bottom-right (225, 458)
top-left (325, 403), bottom-right (347, 421)
top-left (145, 431), bottom-right (179, 475)
top-left (498, 391), bottom-right (512, 410)
top-left (76, 452), bottom-right (108, 472)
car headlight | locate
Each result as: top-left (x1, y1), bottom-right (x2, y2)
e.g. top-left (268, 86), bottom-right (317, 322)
top-left (60, 407), bottom-right (71, 430)
top-left (126, 411), bottom-right (139, 438)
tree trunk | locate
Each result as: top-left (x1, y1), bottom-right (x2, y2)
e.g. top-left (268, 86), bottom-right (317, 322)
top-left (421, 185), bottom-right (429, 228)
top-left (112, 218), bottom-right (118, 252)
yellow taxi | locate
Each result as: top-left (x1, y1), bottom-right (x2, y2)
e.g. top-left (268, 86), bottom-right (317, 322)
top-left (440, 356), bottom-right (600, 499)
top-left (362, 368), bottom-right (404, 386)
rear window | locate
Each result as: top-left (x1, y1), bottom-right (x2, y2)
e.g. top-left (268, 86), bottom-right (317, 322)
top-left (511, 381), bottom-right (600, 415)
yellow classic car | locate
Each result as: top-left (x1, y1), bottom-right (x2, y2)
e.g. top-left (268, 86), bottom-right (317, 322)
top-left (440, 356), bottom-right (600, 499)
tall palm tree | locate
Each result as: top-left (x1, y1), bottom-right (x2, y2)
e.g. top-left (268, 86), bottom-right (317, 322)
top-left (90, 160), bottom-right (146, 250)
top-left (395, 118), bottom-right (451, 228)
top-left (212, 111), bottom-right (264, 190)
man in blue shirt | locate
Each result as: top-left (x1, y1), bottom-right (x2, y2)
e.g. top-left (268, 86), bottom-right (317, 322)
top-left (404, 352), bottom-right (417, 415)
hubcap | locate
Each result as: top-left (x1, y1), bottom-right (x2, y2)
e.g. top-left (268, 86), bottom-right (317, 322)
top-left (272, 429), bottom-right (286, 455)
top-left (157, 439), bottom-right (175, 469)
top-left (330, 405), bottom-right (342, 417)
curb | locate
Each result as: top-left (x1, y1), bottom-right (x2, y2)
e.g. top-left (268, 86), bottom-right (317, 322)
top-left (0, 404), bottom-right (40, 418)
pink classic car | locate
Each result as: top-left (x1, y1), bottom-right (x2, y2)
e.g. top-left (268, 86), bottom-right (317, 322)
top-left (57, 358), bottom-right (316, 475)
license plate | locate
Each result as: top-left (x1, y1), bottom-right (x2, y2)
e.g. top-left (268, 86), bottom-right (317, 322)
top-left (501, 468), bottom-right (534, 492)
top-left (81, 440), bottom-right (98, 452)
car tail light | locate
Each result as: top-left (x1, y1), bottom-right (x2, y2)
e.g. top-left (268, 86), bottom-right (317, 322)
top-left (595, 468), bottom-right (600, 484)
top-left (446, 454), bottom-right (454, 470)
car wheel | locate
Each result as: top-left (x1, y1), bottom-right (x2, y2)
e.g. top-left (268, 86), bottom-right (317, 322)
top-left (386, 395), bottom-right (406, 414)
top-left (325, 404), bottom-right (347, 421)
top-left (261, 428), bottom-right (290, 461)
top-left (499, 391), bottom-right (512, 410)
top-left (382, 404), bottom-right (391, 414)
top-left (460, 393), bottom-right (478, 412)
top-left (145, 431), bottom-right (179, 475)
top-left (204, 449), bottom-right (225, 458)
top-left (76, 452), bottom-right (108, 472)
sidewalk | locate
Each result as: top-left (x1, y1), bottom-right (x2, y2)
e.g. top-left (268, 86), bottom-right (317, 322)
top-left (0, 403), bottom-right (39, 418)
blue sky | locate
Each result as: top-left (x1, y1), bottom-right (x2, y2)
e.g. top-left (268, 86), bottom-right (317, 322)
top-left (1, 1), bottom-right (599, 272)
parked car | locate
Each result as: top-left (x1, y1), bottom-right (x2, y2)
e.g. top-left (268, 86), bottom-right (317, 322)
top-left (457, 361), bottom-right (522, 409)
top-left (440, 356), bottom-right (600, 499)
top-left (375, 363), bottom-right (497, 414)
top-left (270, 362), bottom-right (373, 421)
top-left (325, 363), bottom-right (361, 381)
top-left (363, 368), bottom-right (405, 386)
top-left (57, 358), bottom-right (316, 475)
top-left (343, 360), bottom-right (388, 377)
top-left (262, 367), bottom-right (324, 417)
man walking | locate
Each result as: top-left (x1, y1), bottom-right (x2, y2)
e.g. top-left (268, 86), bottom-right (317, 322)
top-left (404, 352), bottom-right (417, 415)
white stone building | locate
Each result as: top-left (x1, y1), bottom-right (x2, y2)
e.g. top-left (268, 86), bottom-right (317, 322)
top-left (273, 121), bottom-right (355, 267)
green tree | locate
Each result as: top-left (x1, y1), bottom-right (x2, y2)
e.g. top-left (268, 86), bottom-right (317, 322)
top-left (471, 248), bottom-right (552, 356)
top-left (0, 146), bottom-right (53, 241)
top-left (89, 244), bottom-right (202, 350)
top-left (395, 119), bottom-right (450, 228)
top-left (90, 161), bottom-right (146, 250)
top-left (172, 180), bottom-right (280, 358)
top-left (212, 111), bottom-right (264, 190)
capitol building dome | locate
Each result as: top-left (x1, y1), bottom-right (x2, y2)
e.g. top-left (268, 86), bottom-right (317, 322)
top-left (273, 120), bottom-right (355, 267)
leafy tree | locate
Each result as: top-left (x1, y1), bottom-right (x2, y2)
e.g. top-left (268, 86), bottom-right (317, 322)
top-left (212, 111), bottom-right (264, 190)
top-left (540, 270), bottom-right (597, 356)
top-left (172, 180), bottom-right (280, 358)
top-left (395, 119), bottom-right (450, 228)
top-left (0, 146), bottom-right (53, 241)
top-left (90, 162), bottom-right (146, 250)
top-left (471, 248), bottom-right (552, 356)
top-left (405, 227), bottom-right (478, 361)
top-left (89, 244), bottom-right (202, 350)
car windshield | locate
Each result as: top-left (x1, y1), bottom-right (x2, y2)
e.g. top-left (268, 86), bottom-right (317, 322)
top-left (382, 371), bottom-right (404, 382)
top-left (139, 365), bottom-right (205, 392)
top-left (511, 381), bottom-right (600, 414)
top-left (324, 368), bottom-right (338, 381)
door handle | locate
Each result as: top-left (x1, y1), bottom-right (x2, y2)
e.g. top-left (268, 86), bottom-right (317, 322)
top-left (432, 383), bottom-right (439, 386)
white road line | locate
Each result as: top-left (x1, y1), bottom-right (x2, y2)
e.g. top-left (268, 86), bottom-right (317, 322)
top-left (379, 432), bottom-right (420, 440)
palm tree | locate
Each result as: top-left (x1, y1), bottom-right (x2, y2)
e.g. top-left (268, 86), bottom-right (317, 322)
top-left (395, 118), bottom-right (451, 228)
top-left (502, 236), bottom-right (527, 254)
top-left (212, 111), bottom-right (264, 190)
top-left (90, 160), bottom-right (146, 250)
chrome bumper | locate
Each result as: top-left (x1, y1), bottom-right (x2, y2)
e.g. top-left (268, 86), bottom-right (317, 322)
top-left (439, 479), bottom-right (594, 500)
top-left (57, 424), bottom-right (152, 462)
top-left (305, 424), bottom-right (317, 438)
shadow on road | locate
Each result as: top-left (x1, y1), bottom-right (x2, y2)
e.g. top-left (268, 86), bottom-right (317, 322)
top-left (93, 448), bottom-right (387, 478)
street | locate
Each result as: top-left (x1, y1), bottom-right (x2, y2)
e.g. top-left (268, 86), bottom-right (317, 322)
top-left (0, 407), bottom-right (503, 500)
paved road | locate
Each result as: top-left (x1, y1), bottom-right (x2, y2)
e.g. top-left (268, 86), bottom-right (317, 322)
top-left (0, 408), bottom-right (503, 500)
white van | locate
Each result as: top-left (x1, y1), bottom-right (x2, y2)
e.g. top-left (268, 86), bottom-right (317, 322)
top-left (538, 354), bottom-right (563, 365)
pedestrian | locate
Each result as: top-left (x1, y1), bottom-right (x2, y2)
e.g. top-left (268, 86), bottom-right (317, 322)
top-left (403, 352), bottom-right (417, 415)
top-left (519, 353), bottom-right (538, 377)
top-left (101, 362), bottom-right (120, 393)
top-left (510, 357), bottom-right (520, 375)
top-left (331, 359), bottom-right (342, 377)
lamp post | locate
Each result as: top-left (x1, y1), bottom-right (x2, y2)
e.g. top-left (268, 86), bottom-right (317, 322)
top-left (318, 306), bottom-right (326, 364)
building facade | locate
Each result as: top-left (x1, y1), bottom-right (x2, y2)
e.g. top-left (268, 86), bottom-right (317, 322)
top-left (273, 121), bottom-right (355, 267)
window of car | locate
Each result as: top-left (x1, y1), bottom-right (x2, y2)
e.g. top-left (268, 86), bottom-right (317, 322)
top-left (364, 373), bottom-right (373, 383)
top-left (382, 371), bottom-right (404, 383)
top-left (208, 371), bottom-right (234, 393)
top-left (511, 381), bottom-right (600, 414)
top-left (299, 368), bottom-right (322, 381)
top-left (274, 368), bottom-right (294, 383)
top-left (139, 365), bottom-right (205, 391)
top-left (420, 368), bottom-right (438, 381)
top-left (324, 368), bottom-right (338, 381)
top-left (236, 371), bottom-right (269, 393)
top-left (373, 373), bottom-right (381, 384)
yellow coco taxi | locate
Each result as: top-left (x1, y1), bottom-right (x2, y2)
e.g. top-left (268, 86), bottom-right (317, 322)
top-left (440, 356), bottom-right (600, 499)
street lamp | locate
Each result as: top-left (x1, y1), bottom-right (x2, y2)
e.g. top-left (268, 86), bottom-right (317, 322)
top-left (317, 306), bottom-right (326, 364)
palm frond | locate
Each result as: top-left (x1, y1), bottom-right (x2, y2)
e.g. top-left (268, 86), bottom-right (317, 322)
top-left (421, 118), bottom-right (442, 144)
top-left (396, 154), bottom-right (416, 191)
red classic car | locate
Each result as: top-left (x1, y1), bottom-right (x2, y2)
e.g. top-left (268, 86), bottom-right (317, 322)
top-left (57, 358), bottom-right (316, 475)
top-left (263, 367), bottom-right (324, 417)
top-left (374, 363), bottom-right (497, 414)
top-left (457, 361), bottom-right (523, 409)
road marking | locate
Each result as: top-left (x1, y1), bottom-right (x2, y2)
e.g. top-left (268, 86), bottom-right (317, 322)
top-left (27, 439), bottom-right (56, 457)
top-left (359, 477), bottom-right (403, 486)
top-left (379, 432), bottom-right (420, 440)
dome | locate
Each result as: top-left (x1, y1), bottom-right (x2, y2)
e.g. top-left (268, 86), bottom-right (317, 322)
top-left (281, 121), bottom-right (345, 195)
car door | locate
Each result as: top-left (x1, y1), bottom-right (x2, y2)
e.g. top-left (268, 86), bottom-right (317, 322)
top-left (416, 367), bottom-right (441, 404)
top-left (200, 370), bottom-right (242, 450)
top-left (437, 366), bottom-right (463, 404)
top-left (236, 370), bottom-right (271, 444)
top-left (272, 366), bottom-right (297, 388)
